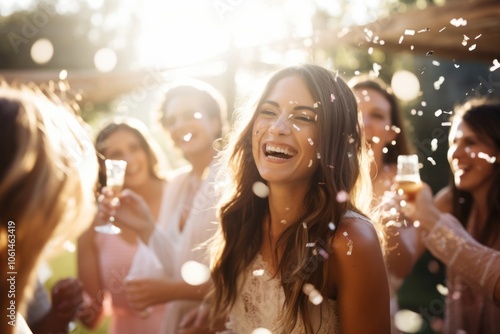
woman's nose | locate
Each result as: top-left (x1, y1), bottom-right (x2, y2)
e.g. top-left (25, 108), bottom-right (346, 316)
top-left (269, 114), bottom-right (291, 136)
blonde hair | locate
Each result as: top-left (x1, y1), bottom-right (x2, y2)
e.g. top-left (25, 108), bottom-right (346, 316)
top-left (0, 83), bottom-right (98, 333)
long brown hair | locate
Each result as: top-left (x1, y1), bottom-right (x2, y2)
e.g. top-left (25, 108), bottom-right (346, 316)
top-left (0, 83), bottom-right (97, 333)
top-left (210, 64), bottom-right (372, 332)
top-left (450, 98), bottom-right (500, 246)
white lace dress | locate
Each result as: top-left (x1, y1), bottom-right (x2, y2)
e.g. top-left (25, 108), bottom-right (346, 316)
top-left (221, 253), bottom-right (339, 333)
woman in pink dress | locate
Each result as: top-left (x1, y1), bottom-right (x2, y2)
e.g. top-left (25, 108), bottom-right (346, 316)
top-left (78, 118), bottom-right (168, 333)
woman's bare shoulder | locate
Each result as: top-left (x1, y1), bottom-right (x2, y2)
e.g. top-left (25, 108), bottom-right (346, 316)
top-left (331, 212), bottom-right (382, 258)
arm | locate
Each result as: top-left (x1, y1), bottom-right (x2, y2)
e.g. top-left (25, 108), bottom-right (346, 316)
top-left (331, 217), bottom-right (390, 333)
top-left (384, 223), bottom-right (420, 279)
top-left (408, 183), bottom-right (500, 305)
top-left (125, 279), bottom-right (212, 311)
top-left (77, 226), bottom-right (106, 329)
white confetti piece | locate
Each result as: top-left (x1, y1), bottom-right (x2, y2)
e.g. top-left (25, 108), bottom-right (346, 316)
top-left (253, 269), bottom-right (265, 276)
top-left (336, 191), bottom-right (349, 203)
top-left (252, 181), bottom-right (269, 198)
top-left (489, 59), bottom-right (500, 72)
top-left (181, 261), bottom-right (210, 286)
top-left (404, 29), bottom-right (415, 36)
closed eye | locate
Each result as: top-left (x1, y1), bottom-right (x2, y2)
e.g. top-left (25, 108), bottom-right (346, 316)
top-left (258, 109), bottom-right (277, 117)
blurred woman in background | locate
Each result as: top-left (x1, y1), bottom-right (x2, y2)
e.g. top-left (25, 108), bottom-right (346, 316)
top-left (78, 118), bottom-right (167, 333)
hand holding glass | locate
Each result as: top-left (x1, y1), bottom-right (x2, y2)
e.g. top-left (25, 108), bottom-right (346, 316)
top-left (395, 154), bottom-right (422, 201)
top-left (94, 159), bottom-right (127, 234)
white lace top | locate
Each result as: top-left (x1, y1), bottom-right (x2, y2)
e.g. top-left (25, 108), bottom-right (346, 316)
top-left (222, 253), bottom-right (339, 334)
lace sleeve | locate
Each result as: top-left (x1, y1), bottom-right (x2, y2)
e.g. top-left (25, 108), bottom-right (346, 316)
top-left (422, 213), bottom-right (500, 304)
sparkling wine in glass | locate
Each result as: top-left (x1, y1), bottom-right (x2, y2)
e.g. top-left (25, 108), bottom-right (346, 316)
top-left (395, 154), bottom-right (422, 201)
top-left (94, 159), bottom-right (127, 234)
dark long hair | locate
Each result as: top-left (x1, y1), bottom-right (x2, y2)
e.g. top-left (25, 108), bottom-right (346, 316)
top-left (450, 98), bottom-right (500, 246)
top-left (210, 64), bottom-right (371, 332)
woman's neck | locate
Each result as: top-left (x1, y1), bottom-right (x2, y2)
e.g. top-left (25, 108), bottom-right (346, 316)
top-left (267, 183), bottom-right (309, 237)
top-left (186, 148), bottom-right (215, 178)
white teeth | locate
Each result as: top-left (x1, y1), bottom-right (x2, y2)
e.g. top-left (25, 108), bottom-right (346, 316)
top-left (265, 144), bottom-right (296, 157)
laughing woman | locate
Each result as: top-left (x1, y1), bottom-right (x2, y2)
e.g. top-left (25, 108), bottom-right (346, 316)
top-left (209, 64), bottom-right (390, 333)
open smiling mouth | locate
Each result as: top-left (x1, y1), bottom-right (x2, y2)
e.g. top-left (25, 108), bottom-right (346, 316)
top-left (264, 144), bottom-right (297, 160)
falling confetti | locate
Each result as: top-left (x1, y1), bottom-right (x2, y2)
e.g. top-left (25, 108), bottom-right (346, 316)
top-left (439, 27), bottom-right (446, 32)
top-left (308, 138), bottom-right (314, 145)
top-left (183, 133), bottom-right (193, 142)
top-left (306, 242), bottom-right (316, 247)
top-left (280, 219), bottom-right (287, 224)
top-left (308, 289), bottom-right (324, 305)
top-left (253, 269), bottom-right (265, 276)
top-left (194, 112), bottom-right (203, 119)
top-left (434, 76), bottom-right (445, 90)
top-left (431, 138), bottom-right (438, 151)
top-left (313, 101), bottom-right (321, 108)
top-left (302, 283), bottom-right (323, 305)
top-left (318, 248), bottom-right (329, 259)
top-left (427, 157), bottom-right (437, 165)
top-left (342, 231), bottom-right (353, 256)
top-left (392, 125), bottom-right (401, 134)
top-left (418, 28), bottom-right (430, 33)
top-left (475, 34), bottom-right (482, 40)
top-left (328, 222), bottom-right (336, 231)
top-left (441, 122), bottom-right (452, 127)
top-left (404, 29), bottom-right (415, 36)
top-left (293, 124), bottom-right (301, 131)
top-left (426, 51), bottom-right (434, 56)
top-left (478, 152), bottom-right (497, 163)
top-left (450, 18), bottom-right (467, 27)
top-left (181, 261), bottom-right (211, 285)
top-left (398, 35), bottom-right (404, 44)
top-left (336, 190), bottom-right (349, 203)
top-left (489, 59), bottom-right (500, 72)
top-left (435, 109), bottom-right (443, 117)
top-left (252, 181), bottom-right (269, 198)
top-left (468, 44), bottom-right (476, 51)
top-left (316, 152), bottom-right (321, 159)
top-left (308, 159), bottom-right (313, 167)
top-left (432, 61), bottom-right (440, 66)
top-left (330, 93), bottom-right (336, 102)
top-left (251, 328), bottom-right (272, 334)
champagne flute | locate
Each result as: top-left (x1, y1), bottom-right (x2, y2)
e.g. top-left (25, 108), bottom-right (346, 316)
top-left (395, 154), bottom-right (422, 201)
top-left (94, 159), bottom-right (127, 234)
